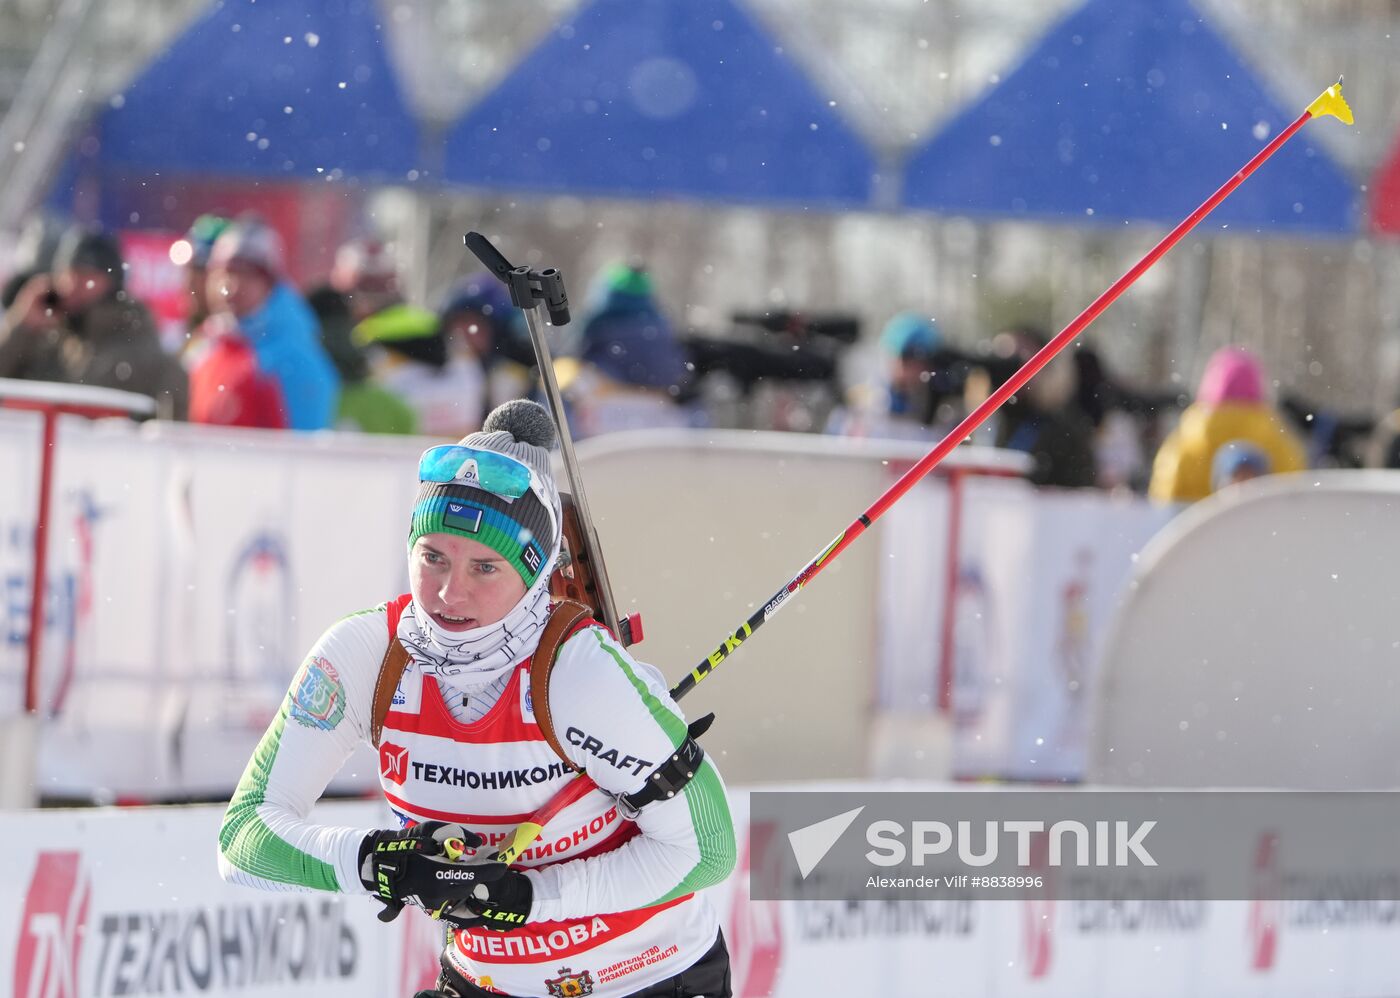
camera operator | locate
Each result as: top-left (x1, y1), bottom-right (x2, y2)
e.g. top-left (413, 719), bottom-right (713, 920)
top-left (0, 266), bottom-right (67, 383)
top-left (0, 227), bottom-right (187, 418)
top-left (830, 312), bottom-right (968, 441)
top-left (974, 326), bottom-right (1096, 488)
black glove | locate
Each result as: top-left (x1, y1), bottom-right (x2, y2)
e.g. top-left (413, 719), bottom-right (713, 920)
top-left (358, 821), bottom-right (492, 922)
top-left (444, 864), bottom-right (535, 931)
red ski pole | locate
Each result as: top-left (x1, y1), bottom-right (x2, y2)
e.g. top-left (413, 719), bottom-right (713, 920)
top-left (487, 79), bottom-right (1354, 868)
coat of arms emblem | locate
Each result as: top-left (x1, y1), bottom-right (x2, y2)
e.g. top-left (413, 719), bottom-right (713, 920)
top-left (545, 966), bottom-right (595, 997)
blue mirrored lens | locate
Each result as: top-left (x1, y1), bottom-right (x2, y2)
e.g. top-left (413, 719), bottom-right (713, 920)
top-left (418, 445), bottom-right (531, 498)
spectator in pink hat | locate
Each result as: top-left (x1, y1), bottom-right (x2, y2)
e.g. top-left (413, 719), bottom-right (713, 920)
top-left (1149, 346), bottom-right (1305, 502)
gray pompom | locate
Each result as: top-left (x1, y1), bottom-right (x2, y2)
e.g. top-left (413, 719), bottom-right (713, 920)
top-left (482, 399), bottom-right (556, 449)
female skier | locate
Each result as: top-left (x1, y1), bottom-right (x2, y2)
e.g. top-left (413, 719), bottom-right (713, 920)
top-left (219, 399), bottom-right (736, 997)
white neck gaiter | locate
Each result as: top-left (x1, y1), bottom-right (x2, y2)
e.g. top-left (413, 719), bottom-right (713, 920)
top-left (397, 578), bottom-right (553, 696)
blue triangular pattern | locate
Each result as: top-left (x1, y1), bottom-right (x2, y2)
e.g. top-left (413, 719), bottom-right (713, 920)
top-left (902, 0), bottom-right (1357, 234)
top-left (96, 0), bottom-right (419, 181)
top-left (443, 0), bottom-right (875, 207)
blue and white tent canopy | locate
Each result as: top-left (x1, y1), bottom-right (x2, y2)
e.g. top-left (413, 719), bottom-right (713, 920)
top-left (901, 0), bottom-right (1358, 235)
top-left (442, 0), bottom-right (877, 207)
top-left (96, 0), bottom-right (420, 181)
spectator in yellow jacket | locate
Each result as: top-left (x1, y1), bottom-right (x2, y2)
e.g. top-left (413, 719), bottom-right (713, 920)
top-left (1149, 346), bottom-right (1305, 502)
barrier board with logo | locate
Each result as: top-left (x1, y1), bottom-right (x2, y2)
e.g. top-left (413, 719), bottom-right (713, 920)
top-left (5, 791), bottom-right (1400, 998)
top-left (1, 801), bottom-right (446, 998)
top-left (0, 416), bottom-right (417, 799)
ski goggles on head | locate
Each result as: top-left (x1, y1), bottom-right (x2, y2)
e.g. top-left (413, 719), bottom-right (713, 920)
top-left (417, 444), bottom-right (534, 499)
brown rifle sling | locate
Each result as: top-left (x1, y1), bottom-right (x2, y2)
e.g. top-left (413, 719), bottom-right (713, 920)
top-left (370, 638), bottom-right (411, 749)
top-left (528, 599), bottom-right (593, 770)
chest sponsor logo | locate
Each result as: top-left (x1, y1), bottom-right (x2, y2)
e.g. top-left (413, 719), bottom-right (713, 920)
top-left (564, 728), bottom-right (653, 776)
top-left (405, 759), bottom-right (574, 790)
top-left (458, 916), bottom-right (613, 963)
top-left (380, 743), bottom-right (410, 784)
top-left (544, 966), bottom-right (594, 996)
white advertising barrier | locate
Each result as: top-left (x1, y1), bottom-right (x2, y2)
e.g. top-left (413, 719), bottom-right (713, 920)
top-left (0, 415), bottom-right (421, 800)
top-left (568, 431), bottom-right (1025, 787)
top-left (1, 413), bottom-right (1027, 799)
top-left (6, 789), bottom-right (1400, 998)
top-left (1090, 471), bottom-right (1400, 789)
top-left (0, 800), bottom-right (450, 998)
top-left (877, 475), bottom-right (1174, 782)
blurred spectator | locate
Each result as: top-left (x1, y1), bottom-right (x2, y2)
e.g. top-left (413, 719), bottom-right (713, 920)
top-left (1364, 395), bottom-right (1400, 470)
top-left (355, 304), bottom-right (484, 437)
top-left (988, 328), bottom-right (1096, 488)
top-left (1149, 346), bottom-right (1306, 502)
top-left (439, 274), bottom-right (534, 409)
top-left (1211, 439), bottom-right (1271, 491)
top-left (830, 311), bottom-right (952, 441)
top-left (1, 268), bottom-right (72, 384)
top-left (1093, 408), bottom-right (1148, 490)
top-left (880, 312), bottom-right (943, 419)
top-left (564, 262), bottom-right (696, 437)
top-left (187, 317), bottom-right (287, 429)
top-left (306, 285), bottom-right (417, 434)
top-left (188, 220), bottom-right (287, 430)
top-left (171, 214), bottom-right (231, 346)
top-left (327, 238), bottom-right (481, 436)
top-left (1283, 400), bottom-right (1367, 470)
top-left (1074, 346), bottom-right (1147, 490)
top-left (205, 218), bottom-right (339, 430)
top-left (331, 237), bottom-right (400, 323)
top-left (1073, 347), bottom-right (1114, 428)
top-left (0, 226), bottom-right (187, 418)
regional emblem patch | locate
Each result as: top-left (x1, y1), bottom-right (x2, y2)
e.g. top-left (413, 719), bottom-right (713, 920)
top-left (289, 656), bottom-right (346, 730)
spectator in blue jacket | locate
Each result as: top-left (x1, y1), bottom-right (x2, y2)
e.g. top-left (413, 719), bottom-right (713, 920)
top-left (206, 219), bottom-right (339, 430)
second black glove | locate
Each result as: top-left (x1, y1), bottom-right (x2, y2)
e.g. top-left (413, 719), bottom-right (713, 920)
top-left (358, 821), bottom-right (497, 922)
top-left (453, 865), bottom-right (535, 931)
